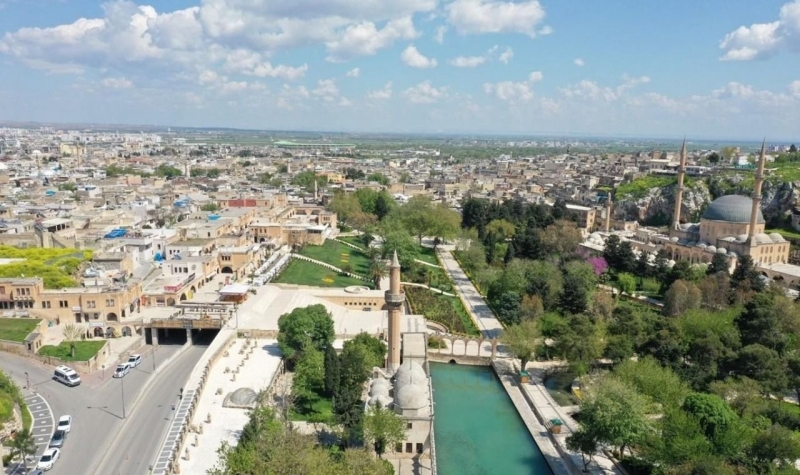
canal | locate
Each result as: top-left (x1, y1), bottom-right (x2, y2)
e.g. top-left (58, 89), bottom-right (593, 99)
top-left (431, 362), bottom-right (553, 475)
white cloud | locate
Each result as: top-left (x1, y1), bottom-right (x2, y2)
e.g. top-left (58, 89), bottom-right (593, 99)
top-left (574, 58), bottom-right (585, 66)
top-left (719, 0), bottom-right (800, 60)
top-left (223, 50), bottom-right (307, 80)
top-left (560, 75), bottom-right (650, 102)
top-left (498, 47), bottom-right (513, 64)
top-left (312, 78), bottom-right (340, 102)
top-left (403, 81), bottom-right (447, 103)
top-left (401, 45), bottom-right (437, 68)
top-left (434, 25), bottom-right (447, 44)
top-left (346, 67), bottom-right (360, 77)
top-left (528, 71), bottom-right (543, 82)
top-left (367, 81), bottom-right (393, 100)
top-left (790, 80), bottom-right (800, 98)
top-left (446, 0), bottom-right (546, 36)
top-left (449, 55), bottom-right (485, 67)
top-left (101, 77), bottom-right (133, 89)
top-left (484, 81), bottom-right (533, 102)
top-left (326, 17), bottom-right (418, 62)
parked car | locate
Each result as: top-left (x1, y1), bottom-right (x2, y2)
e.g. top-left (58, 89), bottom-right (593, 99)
top-left (127, 354), bottom-right (142, 368)
top-left (37, 448), bottom-right (60, 471)
top-left (53, 366), bottom-right (81, 387)
top-left (28, 470), bottom-right (44, 475)
top-left (113, 363), bottom-right (131, 378)
top-left (57, 415), bottom-right (72, 433)
top-left (49, 429), bottom-right (67, 448)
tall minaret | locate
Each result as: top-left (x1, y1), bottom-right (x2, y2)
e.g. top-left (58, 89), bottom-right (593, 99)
top-left (314, 178), bottom-right (318, 202)
top-left (604, 197), bottom-right (612, 232)
top-left (385, 251), bottom-right (404, 372)
top-left (672, 138), bottom-right (687, 232)
top-left (748, 140), bottom-right (767, 245)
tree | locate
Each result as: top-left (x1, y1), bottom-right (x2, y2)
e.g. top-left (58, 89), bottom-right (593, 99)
top-left (362, 402), bottom-right (406, 458)
top-left (62, 323), bottom-right (83, 359)
top-left (495, 291), bottom-right (522, 325)
top-left (707, 152), bottom-right (721, 164)
top-left (540, 220), bottom-right (582, 258)
top-left (748, 424), bottom-right (800, 473)
top-left (616, 273), bottom-right (636, 296)
top-left (559, 273), bottom-right (590, 314)
top-left (328, 192), bottom-right (363, 226)
top-left (292, 347), bottom-right (325, 402)
top-left (707, 252), bottom-right (730, 275)
top-left (736, 293), bottom-right (792, 354)
top-left (206, 168), bottom-right (221, 179)
top-left (734, 344), bottom-right (787, 395)
top-left (663, 279), bottom-right (701, 317)
top-left (277, 305), bottom-right (335, 361)
top-left (292, 170), bottom-right (327, 190)
top-left (614, 357), bottom-right (690, 408)
top-left (400, 195), bottom-right (436, 243)
top-left (790, 144), bottom-right (798, 153)
top-left (344, 167), bottom-right (366, 180)
top-left (366, 172), bottom-right (390, 186)
top-left (731, 254), bottom-right (764, 292)
top-left (429, 204), bottom-right (461, 248)
top-left (485, 219), bottom-right (516, 240)
top-left (342, 333), bottom-right (387, 369)
top-left (557, 314), bottom-right (604, 375)
top-left (566, 429), bottom-right (599, 473)
top-left (201, 203), bottom-right (219, 212)
top-left (681, 393), bottom-right (738, 440)
top-left (578, 375), bottom-right (651, 459)
top-left (9, 428), bottom-right (36, 471)
top-left (501, 319), bottom-right (539, 370)
top-left (374, 192), bottom-right (394, 220)
top-left (380, 227), bottom-right (418, 269)
top-left (368, 259), bottom-right (388, 290)
top-left (323, 345), bottom-right (340, 397)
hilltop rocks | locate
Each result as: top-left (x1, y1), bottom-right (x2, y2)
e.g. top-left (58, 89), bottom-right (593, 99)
top-left (615, 181), bottom-right (712, 225)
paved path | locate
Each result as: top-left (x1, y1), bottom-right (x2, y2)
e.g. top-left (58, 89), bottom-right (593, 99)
top-left (436, 246), bottom-right (504, 338)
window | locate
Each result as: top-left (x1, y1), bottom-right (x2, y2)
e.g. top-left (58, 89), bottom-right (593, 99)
top-left (395, 443), bottom-right (402, 453)
top-left (59, 300), bottom-right (68, 308)
top-left (416, 443), bottom-right (423, 454)
top-left (87, 301), bottom-right (96, 309)
top-left (221, 255), bottom-right (231, 261)
top-left (407, 423), bottom-right (413, 429)
top-left (0, 286), bottom-right (4, 294)
top-left (42, 301), bottom-right (51, 309)
top-left (406, 443), bottom-right (413, 453)
top-left (106, 299), bottom-right (115, 307)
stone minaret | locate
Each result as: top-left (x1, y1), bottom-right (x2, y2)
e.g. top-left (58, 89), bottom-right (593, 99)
top-left (748, 140), bottom-right (767, 244)
top-left (604, 197), bottom-right (612, 232)
top-left (314, 178), bottom-right (318, 202)
top-left (672, 138), bottom-right (687, 231)
top-left (385, 250), bottom-right (404, 372)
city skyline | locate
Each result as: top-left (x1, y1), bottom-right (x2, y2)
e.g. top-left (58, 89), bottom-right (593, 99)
top-left (1, 0), bottom-right (799, 140)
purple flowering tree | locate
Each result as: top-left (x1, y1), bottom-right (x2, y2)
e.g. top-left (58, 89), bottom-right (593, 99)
top-left (587, 256), bottom-right (609, 276)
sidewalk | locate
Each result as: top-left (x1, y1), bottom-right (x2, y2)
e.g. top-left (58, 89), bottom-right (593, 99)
top-left (436, 246), bottom-right (504, 338)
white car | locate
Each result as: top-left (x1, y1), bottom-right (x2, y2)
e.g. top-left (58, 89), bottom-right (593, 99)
top-left (37, 447), bottom-right (60, 471)
top-left (113, 363), bottom-right (131, 378)
top-left (127, 354), bottom-right (142, 367)
top-left (57, 415), bottom-right (72, 433)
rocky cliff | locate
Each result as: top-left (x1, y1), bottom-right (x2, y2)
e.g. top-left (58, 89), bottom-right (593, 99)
top-left (614, 175), bottom-right (800, 226)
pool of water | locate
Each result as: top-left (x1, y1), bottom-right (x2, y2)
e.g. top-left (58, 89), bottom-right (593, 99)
top-left (543, 370), bottom-right (580, 407)
top-left (430, 362), bottom-right (553, 475)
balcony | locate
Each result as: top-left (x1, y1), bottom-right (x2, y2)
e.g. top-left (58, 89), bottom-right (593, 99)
top-left (384, 290), bottom-right (405, 305)
top-left (0, 293), bottom-right (13, 302)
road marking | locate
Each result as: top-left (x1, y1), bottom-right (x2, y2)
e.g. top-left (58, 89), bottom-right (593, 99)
top-left (24, 393), bottom-right (54, 458)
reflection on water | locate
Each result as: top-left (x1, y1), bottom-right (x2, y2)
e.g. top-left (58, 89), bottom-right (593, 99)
top-left (543, 370), bottom-right (580, 407)
top-left (431, 363), bottom-right (553, 475)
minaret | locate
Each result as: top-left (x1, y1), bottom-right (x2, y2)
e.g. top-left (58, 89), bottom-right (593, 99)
top-left (748, 140), bottom-right (767, 245)
top-left (385, 250), bottom-right (404, 372)
top-left (314, 179), bottom-right (318, 202)
top-left (672, 138), bottom-right (687, 232)
top-left (604, 197), bottom-right (612, 232)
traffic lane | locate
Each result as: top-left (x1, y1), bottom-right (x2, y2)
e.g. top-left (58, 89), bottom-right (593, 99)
top-left (24, 394), bottom-right (54, 458)
top-left (93, 345), bottom-right (209, 475)
top-left (48, 345), bottom-right (185, 475)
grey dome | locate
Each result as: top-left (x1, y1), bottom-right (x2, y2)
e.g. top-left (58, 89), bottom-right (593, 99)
top-left (394, 384), bottom-right (427, 410)
top-left (395, 361), bottom-right (427, 384)
top-left (770, 233), bottom-right (785, 243)
top-left (701, 195), bottom-right (764, 223)
top-left (223, 388), bottom-right (258, 409)
top-left (369, 384), bottom-right (389, 398)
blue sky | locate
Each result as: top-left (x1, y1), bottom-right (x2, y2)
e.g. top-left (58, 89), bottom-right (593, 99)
top-left (1, 0), bottom-right (799, 140)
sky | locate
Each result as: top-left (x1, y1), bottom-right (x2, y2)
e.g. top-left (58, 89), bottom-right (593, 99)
top-left (1, 0), bottom-right (799, 140)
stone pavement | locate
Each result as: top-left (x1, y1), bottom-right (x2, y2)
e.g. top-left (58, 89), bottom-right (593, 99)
top-left (436, 246), bottom-right (504, 339)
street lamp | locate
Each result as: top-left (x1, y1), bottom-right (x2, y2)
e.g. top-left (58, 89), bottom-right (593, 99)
top-left (152, 345), bottom-right (157, 372)
top-left (24, 372), bottom-right (29, 390)
top-left (120, 376), bottom-right (126, 419)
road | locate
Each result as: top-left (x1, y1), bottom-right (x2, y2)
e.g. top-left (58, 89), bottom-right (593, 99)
top-left (0, 344), bottom-right (205, 475)
top-left (93, 345), bottom-right (208, 475)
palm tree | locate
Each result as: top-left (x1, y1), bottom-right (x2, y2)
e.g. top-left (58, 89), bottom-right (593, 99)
top-left (10, 428), bottom-right (37, 470)
top-left (369, 259), bottom-right (388, 290)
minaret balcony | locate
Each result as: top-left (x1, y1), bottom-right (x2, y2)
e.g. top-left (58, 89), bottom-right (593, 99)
top-left (385, 290), bottom-right (406, 305)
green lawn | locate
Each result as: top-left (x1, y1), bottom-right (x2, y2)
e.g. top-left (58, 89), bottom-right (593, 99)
top-left (767, 227), bottom-right (800, 241)
top-left (38, 341), bottom-right (106, 361)
top-left (298, 240), bottom-right (371, 276)
top-left (0, 318), bottom-right (40, 343)
top-left (289, 393), bottom-right (334, 423)
top-left (416, 245), bottom-right (440, 266)
top-left (275, 259), bottom-right (370, 288)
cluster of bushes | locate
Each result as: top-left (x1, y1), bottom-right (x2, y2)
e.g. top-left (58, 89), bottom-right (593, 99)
top-left (405, 286), bottom-right (478, 336)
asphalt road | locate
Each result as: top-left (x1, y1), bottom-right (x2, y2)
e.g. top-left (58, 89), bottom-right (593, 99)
top-left (93, 345), bottom-right (209, 475)
top-left (0, 344), bottom-right (205, 475)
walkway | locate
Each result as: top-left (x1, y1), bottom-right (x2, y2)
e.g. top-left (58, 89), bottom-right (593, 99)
top-left (436, 246), bottom-right (504, 339)
top-left (414, 259), bottom-right (442, 269)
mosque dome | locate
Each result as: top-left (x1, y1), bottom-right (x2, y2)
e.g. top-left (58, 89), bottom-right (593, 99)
top-left (369, 395), bottom-right (392, 407)
top-left (701, 195), bottom-right (764, 224)
top-left (371, 378), bottom-right (389, 389)
top-left (737, 234), bottom-right (748, 242)
top-left (707, 245), bottom-right (716, 253)
top-left (717, 247), bottom-right (727, 254)
top-left (395, 361), bottom-right (427, 385)
top-left (770, 233), bottom-right (785, 243)
top-left (369, 384), bottom-right (390, 398)
top-left (394, 384), bottom-right (428, 410)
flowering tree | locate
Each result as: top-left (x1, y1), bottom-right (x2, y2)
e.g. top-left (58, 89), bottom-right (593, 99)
top-left (587, 257), bottom-right (609, 276)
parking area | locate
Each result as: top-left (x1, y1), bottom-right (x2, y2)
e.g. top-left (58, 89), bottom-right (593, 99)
top-left (26, 393), bottom-right (54, 458)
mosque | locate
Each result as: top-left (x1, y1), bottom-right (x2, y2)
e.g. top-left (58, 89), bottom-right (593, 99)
top-left (593, 141), bottom-right (800, 286)
top-left (367, 251), bottom-right (435, 469)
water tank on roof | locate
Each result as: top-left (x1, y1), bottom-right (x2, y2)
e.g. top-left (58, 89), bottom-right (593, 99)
top-left (208, 214), bottom-right (220, 220)
top-left (45, 190), bottom-right (56, 196)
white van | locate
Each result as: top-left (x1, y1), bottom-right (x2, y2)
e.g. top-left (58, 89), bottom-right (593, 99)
top-left (53, 366), bottom-right (81, 387)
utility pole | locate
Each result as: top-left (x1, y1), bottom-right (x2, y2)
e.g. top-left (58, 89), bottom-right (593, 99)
top-left (152, 345), bottom-right (157, 373)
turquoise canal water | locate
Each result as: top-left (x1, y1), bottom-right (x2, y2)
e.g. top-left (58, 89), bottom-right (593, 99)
top-left (430, 362), bottom-right (553, 475)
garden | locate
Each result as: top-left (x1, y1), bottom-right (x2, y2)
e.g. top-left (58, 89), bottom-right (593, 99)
top-left (0, 318), bottom-right (41, 343)
top-left (297, 240), bottom-right (371, 276)
top-left (405, 286), bottom-right (479, 336)
top-left (274, 259), bottom-right (369, 288)
top-left (38, 340), bottom-right (106, 361)
top-left (0, 246), bottom-right (93, 289)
